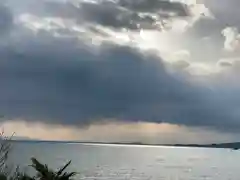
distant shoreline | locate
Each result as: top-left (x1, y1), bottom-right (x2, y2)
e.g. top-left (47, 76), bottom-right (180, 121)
top-left (8, 140), bottom-right (240, 150)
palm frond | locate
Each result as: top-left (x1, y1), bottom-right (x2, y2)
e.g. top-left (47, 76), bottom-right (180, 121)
top-left (56, 161), bottom-right (71, 177)
top-left (30, 158), bottom-right (76, 180)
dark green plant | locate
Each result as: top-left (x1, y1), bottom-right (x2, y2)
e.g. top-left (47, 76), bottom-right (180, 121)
top-left (0, 128), bottom-right (77, 180)
top-left (0, 131), bottom-right (14, 177)
top-left (30, 158), bottom-right (76, 180)
top-left (9, 167), bottom-right (34, 180)
top-left (0, 173), bottom-right (7, 180)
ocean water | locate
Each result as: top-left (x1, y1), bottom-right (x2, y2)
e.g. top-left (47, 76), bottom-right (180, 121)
top-left (8, 142), bottom-right (240, 180)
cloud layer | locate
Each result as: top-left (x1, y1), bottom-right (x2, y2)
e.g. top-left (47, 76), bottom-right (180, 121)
top-left (0, 0), bottom-right (240, 134)
top-left (0, 4), bottom-right (13, 36)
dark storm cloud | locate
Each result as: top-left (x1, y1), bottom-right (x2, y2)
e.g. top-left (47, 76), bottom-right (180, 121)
top-left (117, 0), bottom-right (188, 15)
top-left (78, 0), bottom-right (188, 30)
top-left (0, 4), bottom-right (13, 36)
top-left (7, 0), bottom-right (189, 31)
top-left (1, 0), bottom-right (240, 133)
top-left (0, 31), bottom-right (239, 132)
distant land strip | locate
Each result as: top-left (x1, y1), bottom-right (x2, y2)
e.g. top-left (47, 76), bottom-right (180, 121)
top-left (7, 140), bottom-right (240, 150)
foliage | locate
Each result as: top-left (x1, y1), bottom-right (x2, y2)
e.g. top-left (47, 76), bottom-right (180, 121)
top-left (0, 131), bottom-right (77, 180)
top-left (0, 158), bottom-right (77, 180)
top-left (9, 167), bottom-right (34, 180)
top-left (0, 131), bottom-right (14, 177)
top-left (30, 158), bottom-right (77, 180)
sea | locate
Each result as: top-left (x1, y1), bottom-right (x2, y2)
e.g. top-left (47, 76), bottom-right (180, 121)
top-left (8, 142), bottom-right (240, 180)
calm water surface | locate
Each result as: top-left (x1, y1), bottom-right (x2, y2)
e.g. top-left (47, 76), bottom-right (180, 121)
top-left (9, 143), bottom-right (240, 180)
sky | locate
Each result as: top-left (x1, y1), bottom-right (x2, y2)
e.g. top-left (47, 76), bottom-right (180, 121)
top-left (0, 0), bottom-right (240, 144)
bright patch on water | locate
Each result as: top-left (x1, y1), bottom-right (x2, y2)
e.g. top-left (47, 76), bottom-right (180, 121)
top-left (10, 143), bottom-right (240, 180)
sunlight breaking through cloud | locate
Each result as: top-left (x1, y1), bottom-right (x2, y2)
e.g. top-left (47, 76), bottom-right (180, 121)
top-left (0, 0), bottom-right (240, 141)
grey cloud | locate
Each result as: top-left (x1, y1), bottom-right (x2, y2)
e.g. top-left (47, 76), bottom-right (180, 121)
top-left (177, 0), bottom-right (240, 64)
top-left (0, 31), bottom-right (239, 132)
top-left (118, 0), bottom-right (189, 16)
top-left (77, 2), bottom-right (142, 30)
top-left (222, 27), bottom-right (240, 52)
top-left (7, 0), bottom-right (189, 31)
top-left (182, 19), bottom-right (225, 63)
top-left (171, 60), bottom-right (190, 70)
top-left (76, 0), bottom-right (181, 30)
top-left (229, 59), bottom-right (240, 72)
top-left (1, 0), bottom-right (240, 133)
top-left (186, 0), bottom-right (240, 38)
top-left (217, 58), bottom-right (240, 71)
top-left (183, 0), bottom-right (240, 62)
top-left (67, 0), bottom-right (189, 30)
top-left (218, 61), bottom-right (232, 68)
top-left (205, 0), bottom-right (240, 27)
top-left (0, 4), bottom-right (13, 36)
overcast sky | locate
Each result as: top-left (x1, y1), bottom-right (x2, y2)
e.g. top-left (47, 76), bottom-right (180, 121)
top-left (0, 0), bottom-right (240, 143)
